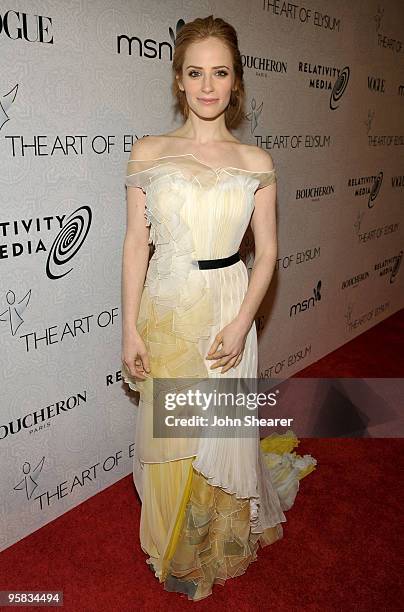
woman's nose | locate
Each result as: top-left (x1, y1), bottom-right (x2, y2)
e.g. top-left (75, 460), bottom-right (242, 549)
top-left (201, 77), bottom-right (214, 92)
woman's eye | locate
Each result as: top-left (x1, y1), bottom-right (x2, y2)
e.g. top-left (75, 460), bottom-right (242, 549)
top-left (187, 70), bottom-right (229, 78)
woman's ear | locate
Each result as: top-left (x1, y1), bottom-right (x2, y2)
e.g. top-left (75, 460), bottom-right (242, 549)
top-left (176, 75), bottom-right (184, 91)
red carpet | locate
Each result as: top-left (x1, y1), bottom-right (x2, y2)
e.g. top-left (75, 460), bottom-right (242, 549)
top-left (1, 309), bottom-right (403, 611)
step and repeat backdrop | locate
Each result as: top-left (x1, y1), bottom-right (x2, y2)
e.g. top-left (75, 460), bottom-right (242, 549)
top-left (1, 0), bottom-right (403, 550)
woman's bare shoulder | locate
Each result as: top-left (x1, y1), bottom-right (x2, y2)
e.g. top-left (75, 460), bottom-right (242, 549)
top-left (129, 135), bottom-right (166, 161)
top-left (242, 144), bottom-right (275, 172)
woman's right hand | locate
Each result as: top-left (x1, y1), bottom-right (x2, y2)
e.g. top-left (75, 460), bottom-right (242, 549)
top-left (121, 330), bottom-right (151, 381)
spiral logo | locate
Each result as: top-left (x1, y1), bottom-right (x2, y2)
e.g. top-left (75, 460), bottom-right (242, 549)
top-left (390, 251), bottom-right (402, 284)
top-left (46, 206), bottom-right (92, 279)
top-left (368, 172), bottom-right (383, 208)
top-left (330, 66), bottom-right (350, 110)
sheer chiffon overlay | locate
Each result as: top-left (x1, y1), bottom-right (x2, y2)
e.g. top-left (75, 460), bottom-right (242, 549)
top-left (122, 154), bottom-right (317, 601)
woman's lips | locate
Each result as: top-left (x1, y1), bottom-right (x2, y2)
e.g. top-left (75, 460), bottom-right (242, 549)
top-left (198, 98), bottom-right (219, 105)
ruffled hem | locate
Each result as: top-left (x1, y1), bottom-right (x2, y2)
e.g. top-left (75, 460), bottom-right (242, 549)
top-left (141, 434), bottom-right (317, 602)
top-left (150, 466), bottom-right (278, 602)
top-left (260, 430), bottom-right (317, 511)
top-left (160, 521), bottom-right (282, 602)
top-left (142, 431), bottom-right (317, 601)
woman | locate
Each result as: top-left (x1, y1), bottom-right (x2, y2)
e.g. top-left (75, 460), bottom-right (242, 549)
top-left (121, 15), bottom-right (317, 602)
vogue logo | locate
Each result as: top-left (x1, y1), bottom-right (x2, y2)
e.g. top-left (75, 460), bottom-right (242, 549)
top-left (367, 75), bottom-right (386, 93)
top-left (0, 10), bottom-right (53, 43)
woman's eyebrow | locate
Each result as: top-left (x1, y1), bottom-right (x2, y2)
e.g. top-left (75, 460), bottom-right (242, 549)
top-left (185, 65), bottom-right (230, 69)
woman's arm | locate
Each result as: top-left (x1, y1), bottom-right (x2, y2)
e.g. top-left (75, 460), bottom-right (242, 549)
top-left (236, 150), bottom-right (277, 332)
top-left (121, 141), bottom-right (151, 338)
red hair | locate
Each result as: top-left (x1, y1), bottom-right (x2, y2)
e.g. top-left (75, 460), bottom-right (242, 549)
top-left (172, 15), bottom-right (246, 130)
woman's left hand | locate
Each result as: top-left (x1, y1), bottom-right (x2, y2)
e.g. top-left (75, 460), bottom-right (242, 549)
top-left (206, 317), bottom-right (251, 373)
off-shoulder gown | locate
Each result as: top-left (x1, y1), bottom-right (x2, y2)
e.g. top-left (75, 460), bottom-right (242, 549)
top-left (122, 153), bottom-right (317, 601)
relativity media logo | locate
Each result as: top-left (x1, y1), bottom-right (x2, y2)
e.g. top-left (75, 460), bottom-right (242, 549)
top-left (1, 206), bottom-right (92, 278)
top-left (348, 171), bottom-right (383, 209)
top-left (374, 250), bottom-right (402, 284)
top-left (297, 62), bottom-right (350, 110)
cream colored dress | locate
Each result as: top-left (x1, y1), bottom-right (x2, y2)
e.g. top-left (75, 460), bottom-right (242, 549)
top-left (122, 153), bottom-right (317, 601)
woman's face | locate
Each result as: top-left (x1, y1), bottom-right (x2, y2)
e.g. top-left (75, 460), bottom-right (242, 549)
top-left (177, 37), bottom-right (236, 120)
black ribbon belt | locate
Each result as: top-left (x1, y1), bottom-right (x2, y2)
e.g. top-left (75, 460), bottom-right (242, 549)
top-left (197, 251), bottom-right (240, 270)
